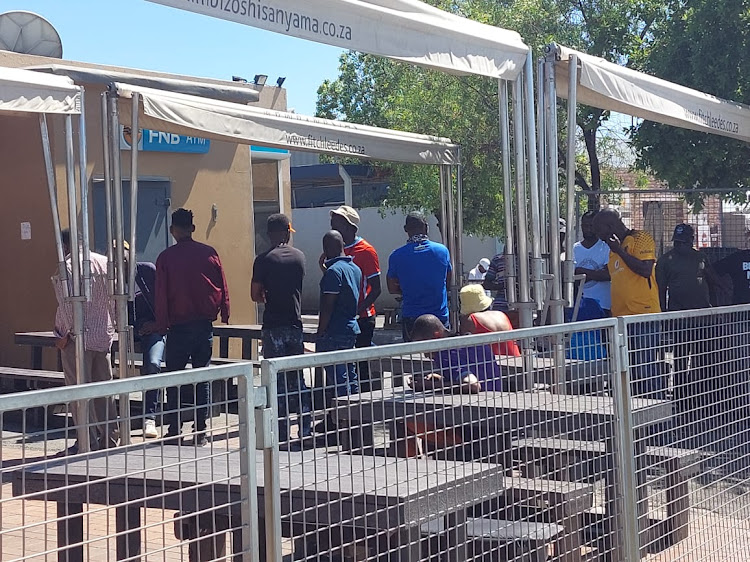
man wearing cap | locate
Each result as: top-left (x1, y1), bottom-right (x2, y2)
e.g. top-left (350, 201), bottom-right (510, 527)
top-left (252, 213), bottom-right (311, 445)
top-left (387, 212), bottom-right (452, 341)
top-left (656, 224), bottom-right (723, 437)
top-left (468, 258), bottom-right (491, 282)
top-left (122, 240), bottom-right (164, 440)
top-left (325, 205), bottom-right (381, 388)
top-left (155, 208), bottom-right (230, 446)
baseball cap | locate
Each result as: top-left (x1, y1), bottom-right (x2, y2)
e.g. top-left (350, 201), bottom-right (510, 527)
top-left (267, 213), bottom-right (295, 233)
top-left (479, 258), bottom-right (491, 269)
top-left (330, 205), bottom-right (360, 228)
top-left (672, 223), bottom-right (694, 243)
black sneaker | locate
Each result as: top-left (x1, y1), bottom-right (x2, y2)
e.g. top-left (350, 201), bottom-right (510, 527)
top-left (193, 433), bottom-right (209, 447)
top-left (163, 432), bottom-right (182, 445)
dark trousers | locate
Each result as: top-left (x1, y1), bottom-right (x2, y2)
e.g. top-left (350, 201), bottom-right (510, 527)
top-left (262, 326), bottom-right (312, 442)
top-left (355, 316), bottom-right (376, 389)
top-left (163, 320), bottom-right (213, 434)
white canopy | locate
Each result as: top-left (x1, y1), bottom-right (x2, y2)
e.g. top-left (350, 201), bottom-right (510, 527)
top-left (146, 0), bottom-right (529, 80)
top-left (553, 45), bottom-right (750, 143)
top-left (0, 66), bottom-right (81, 115)
top-left (115, 82), bottom-right (459, 165)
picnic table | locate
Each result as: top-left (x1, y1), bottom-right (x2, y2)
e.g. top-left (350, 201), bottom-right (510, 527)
top-left (334, 388), bottom-right (674, 559)
top-left (15, 325), bottom-right (318, 368)
top-left (12, 443), bottom-right (507, 562)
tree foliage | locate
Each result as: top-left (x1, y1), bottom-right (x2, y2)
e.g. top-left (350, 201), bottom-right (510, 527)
top-left (631, 0), bottom-right (750, 206)
top-left (316, 0), bottom-right (667, 235)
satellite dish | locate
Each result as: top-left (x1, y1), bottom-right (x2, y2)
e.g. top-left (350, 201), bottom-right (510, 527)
top-left (0, 11), bottom-right (63, 58)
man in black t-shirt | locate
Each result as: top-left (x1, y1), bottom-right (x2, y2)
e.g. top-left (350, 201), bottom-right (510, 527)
top-left (655, 224), bottom-right (724, 438)
top-left (714, 248), bottom-right (750, 304)
top-left (251, 214), bottom-right (311, 445)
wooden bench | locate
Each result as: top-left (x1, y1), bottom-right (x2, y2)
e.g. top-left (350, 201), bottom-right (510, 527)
top-left (0, 367), bottom-right (65, 391)
top-left (420, 517), bottom-right (565, 562)
top-left (511, 438), bottom-right (703, 548)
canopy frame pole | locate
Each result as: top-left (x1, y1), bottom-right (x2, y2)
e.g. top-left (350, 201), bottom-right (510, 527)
top-left (78, 93), bottom-right (92, 301)
top-left (544, 58), bottom-right (564, 326)
top-left (64, 113), bottom-right (91, 453)
top-left (511, 76), bottom-right (532, 329)
top-left (563, 54), bottom-right (579, 307)
top-left (524, 53), bottom-right (544, 312)
top-left (108, 90), bottom-right (131, 446)
top-left (544, 55), bottom-right (567, 394)
top-left (128, 93), bottom-right (140, 302)
top-left (455, 157), bottom-right (464, 289)
top-left (499, 80), bottom-right (517, 307)
top-left (101, 93), bottom-right (116, 295)
top-left (536, 59), bottom-right (549, 256)
top-left (440, 164), bottom-right (458, 330)
top-left (40, 115), bottom-right (68, 297)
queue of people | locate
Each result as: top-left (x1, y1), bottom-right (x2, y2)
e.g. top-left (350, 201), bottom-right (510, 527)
top-left (54, 201), bottom-right (735, 451)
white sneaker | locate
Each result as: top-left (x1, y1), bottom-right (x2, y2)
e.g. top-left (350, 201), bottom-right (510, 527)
top-left (143, 419), bottom-right (158, 439)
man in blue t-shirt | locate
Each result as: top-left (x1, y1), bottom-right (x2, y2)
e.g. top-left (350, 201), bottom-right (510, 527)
top-left (317, 230), bottom-right (362, 399)
top-left (387, 212), bottom-right (452, 341)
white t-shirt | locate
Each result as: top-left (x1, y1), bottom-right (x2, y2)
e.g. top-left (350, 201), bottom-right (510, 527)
top-left (573, 239), bottom-right (612, 311)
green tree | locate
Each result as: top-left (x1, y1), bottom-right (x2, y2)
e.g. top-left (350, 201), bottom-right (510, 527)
top-left (316, 0), bottom-right (666, 234)
top-left (631, 0), bottom-right (750, 207)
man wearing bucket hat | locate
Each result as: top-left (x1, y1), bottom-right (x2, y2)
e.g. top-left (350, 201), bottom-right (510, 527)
top-left (325, 205), bottom-right (381, 388)
top-left (458, 284), bottom-right (520, 357)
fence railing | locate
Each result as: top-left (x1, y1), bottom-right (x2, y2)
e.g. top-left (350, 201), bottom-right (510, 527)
top-left (1, 308), bottom-right (749, 561)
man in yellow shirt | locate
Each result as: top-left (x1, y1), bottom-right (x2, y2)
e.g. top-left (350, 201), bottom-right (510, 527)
top-left (594, 209), bottom-right (664, 398)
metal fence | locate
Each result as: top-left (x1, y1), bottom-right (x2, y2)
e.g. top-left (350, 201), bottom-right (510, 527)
top-left (2, 310), bottom-right (750, 561)
top-left (621, 305), bottom-right (750, 562)
top-left (0, 362), bottom-right (267, 561)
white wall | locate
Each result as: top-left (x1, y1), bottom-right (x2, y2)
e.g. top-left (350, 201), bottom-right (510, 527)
top-left (290, 207), bottom-right (501, 312)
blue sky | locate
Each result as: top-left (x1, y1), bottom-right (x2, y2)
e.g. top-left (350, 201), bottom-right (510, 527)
top-left (8, 0), bottom-right (345, 115)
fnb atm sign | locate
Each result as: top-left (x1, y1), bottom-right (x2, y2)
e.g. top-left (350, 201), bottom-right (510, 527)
top-left (120, 127), bottom-right (210, 154)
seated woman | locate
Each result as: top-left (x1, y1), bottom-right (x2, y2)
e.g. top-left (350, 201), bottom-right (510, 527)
top-left (458, 284), bottom-right (521, 357)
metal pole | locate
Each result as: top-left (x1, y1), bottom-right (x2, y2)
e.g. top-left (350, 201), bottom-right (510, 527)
top-left (544, 54), bottom-right (566, 394)
top-left (78, 92), bottom-right (92, 301)
top-left (524, 53), bottom-right (544, 312)
top-left (109, 91), bottom-right (131, 445)
top-left (545, 59), bottom-right (564, 327)
top-left (128, 93), bottom-right (140, 301)
top-left (260, 360), bottom-right (282, 562)
top-left (512, 77), bottom-right (532, 329)
top-left (439, 164), bottom-right (448, 245)
top-left (612, 319), bottom-right (642, 562)
top-left (65, 114), bottom-right (91, 454)
top-left (39, 115), bottom-right (68, 297)
top-left (499, 80), bottom-right (517, 306)
top-left (339, 163), bottom-right (353, 207)
top-left (442, 165), bottom-right (459, 331)
top-left (455, 159), bottom-right (465, 288)
top-left (237, 372), bottom-right (260, 562)
top-left (276, 159), bottom-right (285, 214)
top-left (536, 60), bottom-right (549, 256)
top-left (102, 93), bottom-right (116, 295)
top-left (563, 54), bottom-right (579, 307)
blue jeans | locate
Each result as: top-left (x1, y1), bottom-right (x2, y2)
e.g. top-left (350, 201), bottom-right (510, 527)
top-left (139, 332), bottom-right (165, 420)
top-left (628, 321), bottom-right (664, 400)
top-left (262, 326), bottom-right (312, 441)
top-left (163, 320), bottom-right (213, 433)
top-left (317, 333), bottom-right (358, 402)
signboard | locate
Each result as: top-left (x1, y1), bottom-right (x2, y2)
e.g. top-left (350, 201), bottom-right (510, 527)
top-left (120, 127), bottom-right (210, 154)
